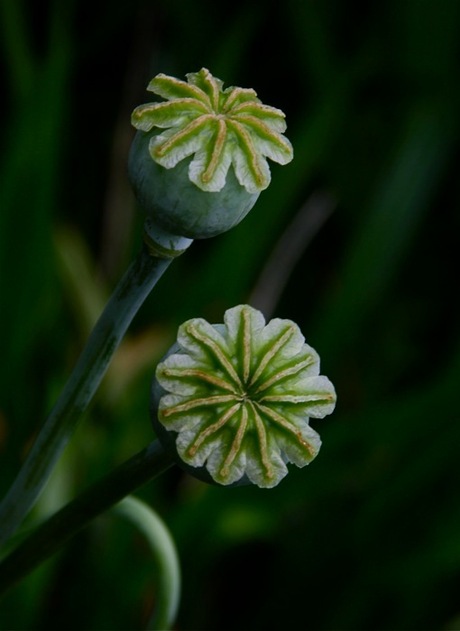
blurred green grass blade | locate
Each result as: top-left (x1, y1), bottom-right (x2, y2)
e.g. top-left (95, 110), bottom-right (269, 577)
top-left (54, 227), bottom-right (108, 335)
top-left (0, 5), bottom-right (74, 400)
top-left (313, 101), bottom-right (457, 357)
top-left (114, 496), bottom-right (181, 631)
top-left (249, 192), bottom-right (335, 318)
top-left (399, 0), bottom-right (460, 84)
top-left (287, 0), bottom-right (340, 93)
top-left (0, 0), bottom-right (35, 100)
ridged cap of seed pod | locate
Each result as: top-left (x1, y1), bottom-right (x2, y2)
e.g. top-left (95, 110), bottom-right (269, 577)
top-left (129, 68), bottom-right (293, 241)
top-left (151, 305), bottom-right (336, 488)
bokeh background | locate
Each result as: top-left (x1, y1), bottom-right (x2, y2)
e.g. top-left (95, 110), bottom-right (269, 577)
top-left (1, 0), bottom-right (460, 629)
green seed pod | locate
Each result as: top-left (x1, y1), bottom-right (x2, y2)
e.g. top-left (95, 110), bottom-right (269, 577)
top-left (129, 68), bottom-right (293, 241)
top-left (129, 130), bottom-right (258, 240)
top-left (151, 305), bottom-right (336, 489)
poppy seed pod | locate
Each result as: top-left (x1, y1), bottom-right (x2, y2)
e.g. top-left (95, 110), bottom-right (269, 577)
top-left (151, 305), bottom-right (336, 489)
top-left (128, 68), bottom-right (293, 241)
top-left (129, 129), bottom-right (259, 240)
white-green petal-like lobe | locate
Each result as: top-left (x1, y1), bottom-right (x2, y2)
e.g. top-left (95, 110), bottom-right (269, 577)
top-left (204, 437), bottom-right (248, 486)
top-left (156, 355), bottom-right (199, 395)
top-left (177, 408), bottom-right (240, 468)
top-left (132, 99), bottom-right (208, 130)
top-left (230, 101), bottom-right (287, 133)
top-left (260, 318), bottom-right (311, 361)
top-left (224, 304), bottom-right (266, 340)
top-left (287, 376), bottom-right (337, 418)
top-left (177, 318), bottom-right (230, 359)
top-left (222, 86), bottom-right (260, 110)
top-left (148, 130), bottom-right (200, 169)
top-left (187, 119), bottom-right (232, 192)
top-left (230, 134), bottom-right (271, 193)
top-left (244, 429), bottom-right (288, 488)
top-left (157, 394), bottom-right (206, 432)
top-left (177, 318), bottom-right (240, 386)
top-left (156, 353), bottom-right (237, 396)
top-left (177, 426), bottom-right (222, 467)
top-left (148, 73), bottom-right (211, 106)
top-left (224, 304), bottom-right (266, 371)
top-left (234, 114), bottom-right (294, 164)
top-left (273, 422), bottom-right (322, 467)
top-left (188, 147), bottom-right (233, 192)
top-left (149, 116), bottom-right (213, 168)
top-left (186, 68), bottom-right (223, 111)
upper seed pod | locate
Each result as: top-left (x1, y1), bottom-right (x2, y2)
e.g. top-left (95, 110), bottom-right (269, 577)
top-left (151, 305), bottom-right (336, 489)
top-left (129, 68), bottom-right (293, 241)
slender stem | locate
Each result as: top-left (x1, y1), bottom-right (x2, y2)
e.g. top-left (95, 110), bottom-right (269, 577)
top-left (114, 496), bottom-right (181, 631)
top-left (0, 440), bottom-right (174, 597)
top-left (0, 244), bottom-right (172, 547)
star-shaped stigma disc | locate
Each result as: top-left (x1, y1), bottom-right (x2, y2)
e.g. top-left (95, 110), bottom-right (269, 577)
top-left (131, 68), bottom-right (293, 194)
top-left (154, 305), bottom-right (336, 488)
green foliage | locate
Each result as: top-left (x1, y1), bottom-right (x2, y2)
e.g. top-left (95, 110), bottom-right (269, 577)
top-left (1, 0), bottom-right (460, 629)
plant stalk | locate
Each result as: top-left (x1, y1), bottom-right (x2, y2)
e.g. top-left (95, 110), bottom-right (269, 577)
top-left (0, 440), bottom-right (174, 596)
top-left (115, 496), bottom-right (181, 631)
top-left (0, 243), bottom-right (174, 547)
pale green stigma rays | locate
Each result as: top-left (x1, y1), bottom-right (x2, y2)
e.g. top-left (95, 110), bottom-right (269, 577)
top-left (155, 305), bottom-right (337, 488)
top-left (131, 68), bottom-right (294, 194)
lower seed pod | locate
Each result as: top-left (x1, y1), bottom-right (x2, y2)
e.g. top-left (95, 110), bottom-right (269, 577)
top-left (150, 305), bottom-right (337, 489)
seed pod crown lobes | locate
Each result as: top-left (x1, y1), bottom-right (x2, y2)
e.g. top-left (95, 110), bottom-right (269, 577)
top-left (151, 305), bottom-right (336, 489)
top-left (129, 68), bottom-right (293, 240)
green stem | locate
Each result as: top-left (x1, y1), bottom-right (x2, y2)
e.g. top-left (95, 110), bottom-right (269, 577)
top-left (114, 496), bottom-right (181, 631)
top-left (0, 440), bottom-right (174, 597)
top-left (0, 241), bottom-right (182, 547)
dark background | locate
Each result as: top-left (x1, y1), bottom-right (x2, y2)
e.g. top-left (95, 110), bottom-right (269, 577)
top-left (1, 0), bottom-right (460, 629)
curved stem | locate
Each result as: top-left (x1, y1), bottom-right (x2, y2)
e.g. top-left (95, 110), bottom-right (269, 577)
top-left (0, 244), bottom-right (174, 547)
top-left (114, 496), bottom-right (181, 631)
top-left (0, 440), bottom-right (174, 597)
